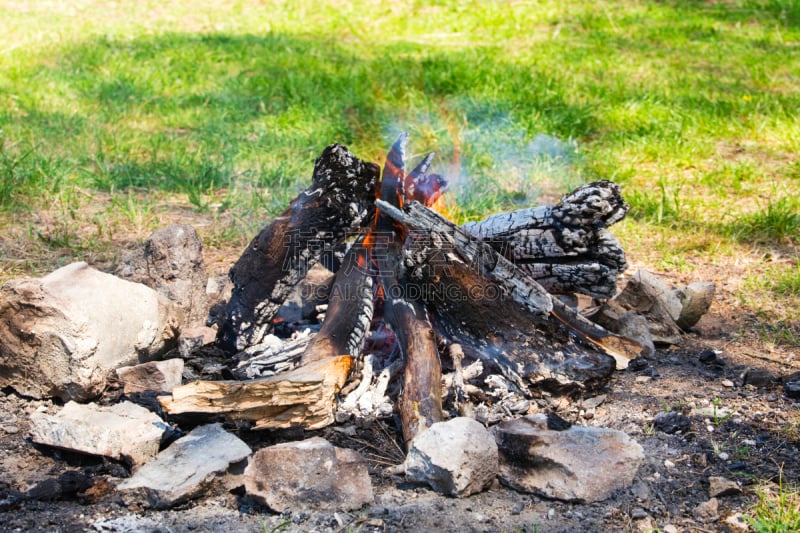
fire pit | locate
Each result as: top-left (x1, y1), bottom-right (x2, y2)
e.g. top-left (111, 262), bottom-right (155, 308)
top-left (160, 134), bottom-right (643, 446)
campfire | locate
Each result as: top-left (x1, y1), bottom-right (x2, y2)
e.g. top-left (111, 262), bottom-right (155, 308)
top-left (160, 134), bottom-right (643, 447)
top-left (0, 135), bottom-right (717, 511)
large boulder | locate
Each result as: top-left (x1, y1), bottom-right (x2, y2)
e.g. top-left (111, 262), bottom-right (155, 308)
top-left (0, 262), bottom-right (182, 401)
top-left (116, 224), bottom-right (208, 328)
top-left (244, 437), bottom-right (373, 512)
top-left (493, 414), bottom-right (644, 503)
top-left (405, 417), bottom-right (498, 497)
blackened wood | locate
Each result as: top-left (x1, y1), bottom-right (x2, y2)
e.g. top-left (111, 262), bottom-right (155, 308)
top-left (301, 241), bottom-right (373, 365)
top-left (461, 181), bottom-right (629, 299)
top-left (375, 134), bottom-right (444, 446)
top-left (379, 199), bottom-right (638, 393)
top-left (216, 145), bottom-right (379, 352)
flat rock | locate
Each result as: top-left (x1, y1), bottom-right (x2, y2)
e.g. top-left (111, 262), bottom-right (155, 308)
top-left (244, 436), bottom-right (372, 512)
top-left (675, 282), bottom-right (715, 330)
top-left (29, 401), bottom-right (166, 466)
top-left (117, 424), bottom-right (251, 509)
top-left (404, 417), bottom-right (498, 497)
top-left (493, 414), bottom-right (644, 503)
top-left (116, 224), bottom-right (208, 329)
top-left (709, 476), bottom-right (742, 498)
top-left (0, 262), bottom-right (182, 401)
top-left (616, 311), bottom-right (655, 358)
top-left (116, 359), bottom-right (184, 394)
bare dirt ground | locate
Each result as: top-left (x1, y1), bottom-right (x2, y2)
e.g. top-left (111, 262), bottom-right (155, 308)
top-left (1, 238), bottom-right (798, 533)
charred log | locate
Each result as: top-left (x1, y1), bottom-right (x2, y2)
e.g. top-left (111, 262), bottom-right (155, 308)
top-left (461, 181), bottom-right (628, 299)
top-left (301, 241), bottom-right (373, 365)
top-left (379, 199), bottom-right (640, 393)
top-left (216, 145), bottom-right (379, 352)
top-left (375, 135), bottom-right (444, 446)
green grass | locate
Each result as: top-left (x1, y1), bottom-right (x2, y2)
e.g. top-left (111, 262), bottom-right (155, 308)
top-left (747, 473), bottom-right (800, 533)
top-left (0, 0), bottom-right (798, 326)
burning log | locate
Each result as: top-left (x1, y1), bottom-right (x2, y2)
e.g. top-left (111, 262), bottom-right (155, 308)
top-left (300, 241), bottom-right (373, 365)
top-left (374, 135), bottom-right (444, 446)
top-left (215, 145), bottom-right (379, 352)
top-left (378, 198), bottom-right (641, 392)
top-left (461, 180), bottom-right (628, 299)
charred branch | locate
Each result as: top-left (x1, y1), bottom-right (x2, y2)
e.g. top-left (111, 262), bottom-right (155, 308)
top-left (160, 355), bottom-right (353, 430)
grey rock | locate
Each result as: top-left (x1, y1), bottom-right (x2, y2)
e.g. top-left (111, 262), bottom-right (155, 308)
top-left (675, 282), bottom-right (715, 330)
top-left (493, 414), bottom-right (644, 503)
top-left (613, 270), bottom-right (683, 345)
top-left (616, 311), bottom-right (656, 358)
top-left (116, 224), bottom-right (208, 328)
top-left (29, 401), bottom-right (165, 465)
top-left (630, 480), bottom-right (651, 501)
top-left (405, 417), bottom-right (498, 497)
top-left (115, 359), bottom-right (184, 393)
top-left (244, 437), bottom-right (372, 512)
top-left (0, 262), bottom-right (182, 401)
top-left (274, 264), bottom-right (335, 324)
top-left (653, 411), bottom-right (691, 434)
top-left (693, 498), bottom-right (719, 522)
top-left (709, 476), bottom-right (742, 498)
top-left (630, 507), bottom-right (648, 520)
top-left (118, 423), bottom-right (251, 509)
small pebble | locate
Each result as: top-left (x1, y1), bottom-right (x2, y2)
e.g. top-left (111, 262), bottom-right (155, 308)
top-left (722, 379), bottom-right (735, 388)
top-left (718, 452), bottom-right (730, 461)
top-left (635, 376), bottom-right (652, 384)
top-left (631, 507), bottom-right (648, 520)
top-left (662, 525), bottom-right (678, 533)
top-left (547, 508), bottom-right (555, 520)
top-left (664, 459), bottom-right (675, 468)
top-left (511, 502), bottom-right (524, 515)
top-left (2, 425), bottom-right (19, 434)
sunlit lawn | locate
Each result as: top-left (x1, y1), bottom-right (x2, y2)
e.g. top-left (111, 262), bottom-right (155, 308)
top-left (0, 0), bottom-right (798, 331)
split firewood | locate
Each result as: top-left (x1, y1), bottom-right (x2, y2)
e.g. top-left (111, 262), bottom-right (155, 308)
top-left (461, 180), bottom-right (628, 299)
top-left (301, 240), bottom-right (373, 365)
top-left (378, 199), bottom-right (641, 392)
top-left (159, 355), bottom-right (352, 430)
top-left (215, 145), bottom-right (379, 352)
